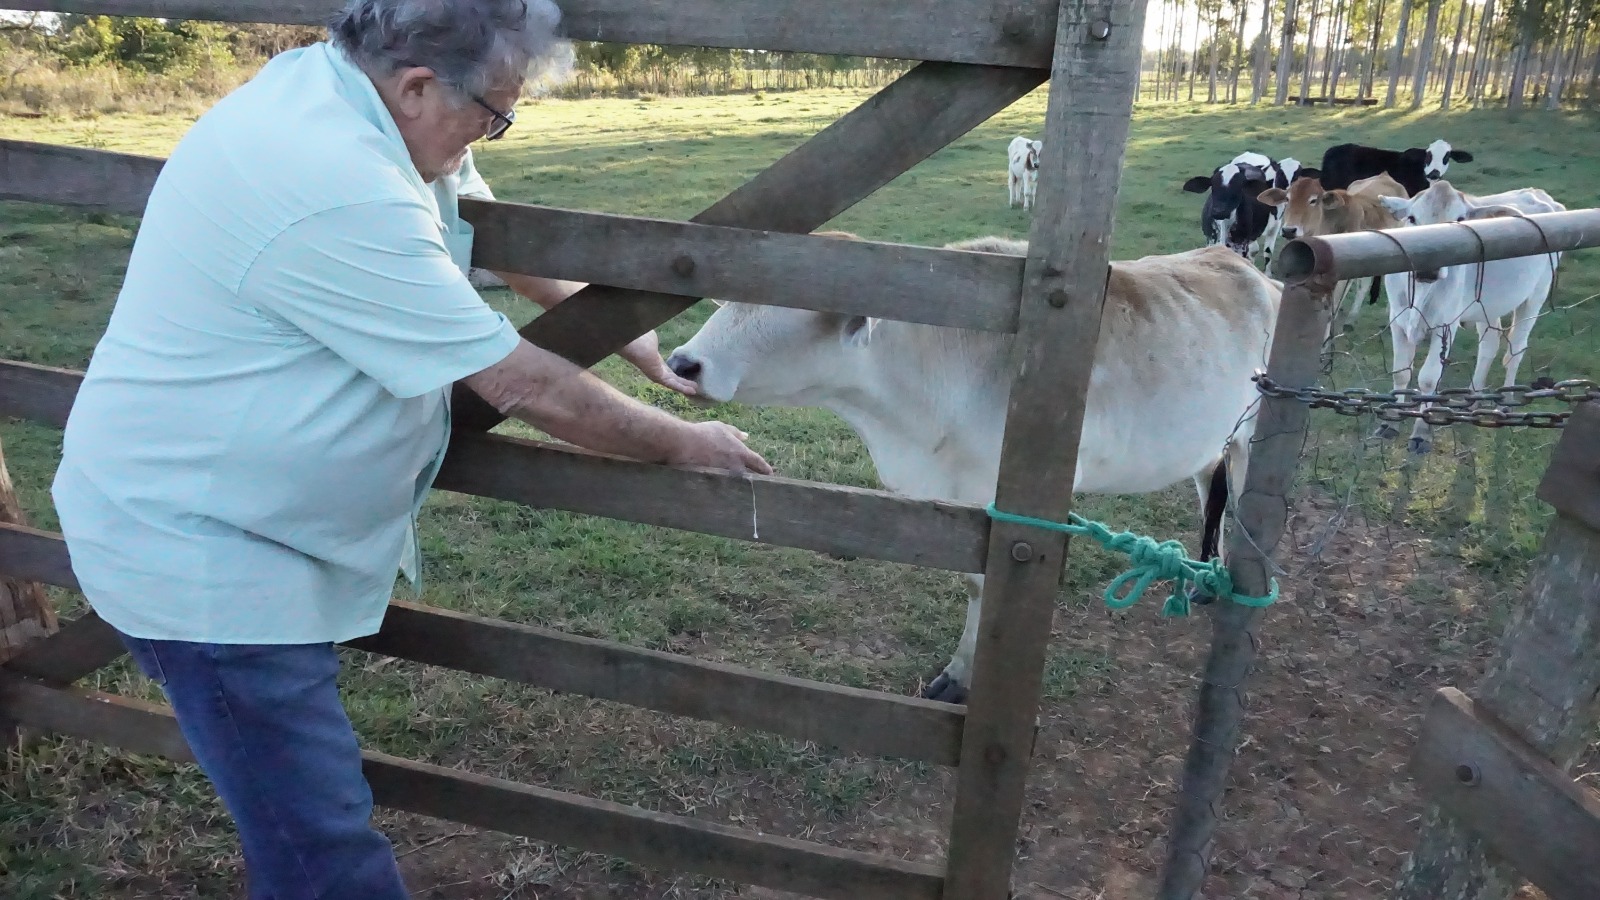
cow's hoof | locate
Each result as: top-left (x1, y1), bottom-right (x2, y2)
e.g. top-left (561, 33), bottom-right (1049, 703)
top-left (1373, 424), bottom-right (1401, 440)
top-left (922, 673), bottom-right (969, 705)
top-left (1408, 436), bottom-right (1432, 455)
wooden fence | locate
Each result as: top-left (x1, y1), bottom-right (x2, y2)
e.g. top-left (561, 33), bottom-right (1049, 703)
top-left (0, 1), bottom-right (1153, 898)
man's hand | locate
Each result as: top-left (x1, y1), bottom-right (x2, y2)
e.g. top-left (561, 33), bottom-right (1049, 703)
top-left (618, 330), bottom-right (699, 396)
top-left (667, 421), bottom-right (772, 475)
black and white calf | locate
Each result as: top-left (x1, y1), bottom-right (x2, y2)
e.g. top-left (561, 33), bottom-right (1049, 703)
top-left (1318, 138), bottom-right (1474, 196)
top-left (1183, 152), bottom-right (1310, 268)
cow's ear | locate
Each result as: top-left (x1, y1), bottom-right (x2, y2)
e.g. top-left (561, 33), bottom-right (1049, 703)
top-left (1466, 203), bottom-right (1522, 220)
top-left (1379, 195), bottom-right (1411, 217)
top-left (1448, 149), bottom-right (1474, 163)
top-left (1321, 191), bottom-right (1347, 210)
top-left (842, 316), bottom-right (879, 348)
top-left (1256, 187), bottom-right (1288, 206)
top-left (1183, 176), bottom-right (1212, 193)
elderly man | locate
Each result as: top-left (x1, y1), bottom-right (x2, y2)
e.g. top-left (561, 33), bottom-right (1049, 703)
top-left (50, 0), bottom-right (766, 896)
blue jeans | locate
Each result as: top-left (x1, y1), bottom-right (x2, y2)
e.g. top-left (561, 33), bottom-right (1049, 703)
top-left (115, 631), bottom-right (409, 900)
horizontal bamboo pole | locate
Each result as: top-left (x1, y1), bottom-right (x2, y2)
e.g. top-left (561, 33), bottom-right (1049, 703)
top-left (1277, 208), bottom-right (1600, 281)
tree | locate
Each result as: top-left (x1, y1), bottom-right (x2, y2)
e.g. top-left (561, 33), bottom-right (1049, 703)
top-left (1386, 0), bottom-right (1416, 105)
top-left (1276, 0), bottom-right (1301, 103)
top-left (1410, 0), bottom-right (1444, 106)
top-left (1440, 0), bottom-right (1475, 105)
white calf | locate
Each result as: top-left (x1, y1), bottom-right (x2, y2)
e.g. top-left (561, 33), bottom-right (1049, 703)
top-left (665, 235), bottom-right (1281, 703)
top-left (1007, 136), bottom-right (1042, 211)
top-left (1377, 181), bottom-right (1566, 453)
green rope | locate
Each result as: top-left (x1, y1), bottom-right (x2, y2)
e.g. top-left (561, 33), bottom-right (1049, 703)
top-left (985, 503), bottom-right (1279, 617)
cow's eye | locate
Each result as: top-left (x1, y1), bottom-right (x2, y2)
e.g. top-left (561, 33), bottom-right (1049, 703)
top-left (1455, 215), bottom-right (1465, 222)
top-left (1309, 197), bottom-right (1318, 205)
top-left (1407, 215), bottom-right (1417, 224)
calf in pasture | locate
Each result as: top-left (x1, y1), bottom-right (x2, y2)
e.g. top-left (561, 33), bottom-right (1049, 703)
top-left (1319, 139), bottom-right (1474, 196)
top-left (664, 234), bottom-right (1280, 704)
top-left (1184, 152), bottom-right (1308, 268)
top-left (1007, 136), bottom-right (1043, 211)
top-left (1376, 181), bottom-right (1565, 453)
top-left (1256, 172), bottom-right (1408, 332)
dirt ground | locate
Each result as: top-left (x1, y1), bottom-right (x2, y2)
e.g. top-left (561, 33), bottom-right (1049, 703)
top-left (361, 490), bottom-right (1596, 900)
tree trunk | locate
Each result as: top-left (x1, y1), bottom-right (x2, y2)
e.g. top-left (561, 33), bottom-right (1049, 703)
top-left (1322, 0), bottom-right (1345, 95)
top-left (1441, 0), bottom-right (1472, 106)
top-left (1386, 0), bottom-right (1416, 105)
top-left (1547, 21), bottom-right (1583, 108)
top-left (1208, 1), bottom-right (1224, 101)
top-left (1363, 0), bottom-right (1389, 97)
top-left (1589, 31), bottom-right (1600, 105)
top-left (1329, 0), bottom-right (1352, 98)
top-left (1506, 0), bottom-right (1543, 109)
top-left (1410, 0), bottom-right (1444, 106)
top-left (1231, 0), bottom-right (1250, 101)
top-left (1253, 0), bottom-right (1275, 101)
top-left (1277, 0), bottom-right (1301, 102)
top-left (1300, 0), bottom-right (1324, 101)
top-left (1467, 0), bottom-right (1497, 104)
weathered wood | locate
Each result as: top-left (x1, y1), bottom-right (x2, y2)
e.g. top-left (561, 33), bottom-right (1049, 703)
top-left (1535, 400), bottom-right (1600, 533)
top-left (0, 140), bottom-right (163, 218)
top-left (0, 359), bottom-right (81, 428)
top-left (0, 0), bottom-right (1056, 68)
top-left (0, 360), bottom-right (992, 573)
top-left (0, 435), bottom-right (55, 664)
top-left (0, 523), bottom-right (965, 763)
top-left (463, 199), bottom-right (1024, 333)
top-left (1157, 277), bottom-right (1336, 899)
top-left (448, 61), bottom-right (1048, 432)
top-left (350, 601), bottom-right (965, 765)
top-left (1393, 401), bottom-right (1600, 900)
top-left (1409, 688), bottom-right (1600, 900)
top-left (0, 674), bottom-right (948, 900)
top-left (0, 141), bottom-right (1024, 333)
top-left (1278, 208), bottom-right (1600, 281)
top-left (942, 2), bottom-right (1148, 897)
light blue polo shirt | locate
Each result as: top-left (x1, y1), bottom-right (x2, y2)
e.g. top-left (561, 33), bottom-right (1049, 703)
top-left (51, 41), bottom-right (522, 644)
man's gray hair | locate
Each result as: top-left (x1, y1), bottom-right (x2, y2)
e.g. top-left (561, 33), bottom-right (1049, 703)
top-left (330, 0), bottom-right (573, 100)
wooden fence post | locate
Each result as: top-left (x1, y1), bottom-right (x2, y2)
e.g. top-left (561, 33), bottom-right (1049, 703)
top-left (1157, 273), bottom-right (1338, 898)
top-left (1392, 400), bottom-right (1600, 900)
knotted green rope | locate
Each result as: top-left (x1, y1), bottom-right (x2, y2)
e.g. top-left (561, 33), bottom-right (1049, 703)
top-left (985, 503), bottom-right (1279, 617)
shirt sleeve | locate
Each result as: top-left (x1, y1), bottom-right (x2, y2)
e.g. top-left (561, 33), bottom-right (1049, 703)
top-left (240, 197), bottom-right (522, 400)
top-left (454, 148), bottom-right (496, 201)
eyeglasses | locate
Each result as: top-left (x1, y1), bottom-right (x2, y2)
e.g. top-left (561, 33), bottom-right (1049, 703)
top-left (471, 94), bottom-right (515, 141)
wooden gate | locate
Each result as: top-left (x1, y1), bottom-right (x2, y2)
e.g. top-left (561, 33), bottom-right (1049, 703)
top-left (0, 0), bottom-right (1152, 896)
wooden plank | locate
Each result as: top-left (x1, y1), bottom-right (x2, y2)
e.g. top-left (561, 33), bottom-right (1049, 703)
top-left (349, 601), bottom-right (965, 765)
top-left (436, 432), bottom-right (990, 572)
top-left (0, 0), bottom-right (1058, 68)
top-left (462, 199), bottom-right (1023, 333)
top-left (0, 433), bottom-right (55, 664)
top-left (1277, 207), bottom-right (1600, 281)
top-left (0, 523), bottom-right (965, 764)
top-left (448, 61), bottom-right (1048, 432)
top-left (0, 141), bottom-right (1024, 333)
top-left (1157, 275), bottom-right (1337, 899)
top-left (1393, 407), bottom-right (1600, 900)
top-left (1535, 401), bottom-right (1600, 533)
top-left (0, 359), bottom-right (85, 429)
top-left (942, 2), bottom-right (1148, 898)
top-left (1409, 688), bottom-right (1600, 900)
top-left (0, 139), bottom-right (163, 218)
top-left (0, 361), bottom-right (991, 572)
top-left (0, 674), bottom-right (948, 900)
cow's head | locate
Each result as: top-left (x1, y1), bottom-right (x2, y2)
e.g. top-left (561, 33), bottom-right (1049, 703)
top-left (1423, 139), bottom-right (1473, 181)
top-left (1184, 162), bottom-right (1270, 227)
top-left (1026, 139), bottom-right (1042, 171)
top-left (1378, 180), bottom-right (1509, 282)
top-left (1257, 177), bottom-right (1333, 240)
top-left (666, 231), bottom-right (874, 406)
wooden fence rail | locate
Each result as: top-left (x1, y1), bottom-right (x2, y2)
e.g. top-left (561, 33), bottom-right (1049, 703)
top-left (0, 0), bottom-right (1060, 68)
top-left (1393, 400), bottom-right (1600, 900)
top-left (0, 359), bottom-right (992, 573)
top-left (0, 139), bottom-right (1027, 333)
top-left (0, 521), bottom-right (966, 764)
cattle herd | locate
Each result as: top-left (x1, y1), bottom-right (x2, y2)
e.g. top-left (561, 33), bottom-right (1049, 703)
top-left (643, 134), bottom-right (1568, 704)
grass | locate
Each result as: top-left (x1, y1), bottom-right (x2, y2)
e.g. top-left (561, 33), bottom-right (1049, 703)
top-left (2, 87), bottom-right (1598, 896)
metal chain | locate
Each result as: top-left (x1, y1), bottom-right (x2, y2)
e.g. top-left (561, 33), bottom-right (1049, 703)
top-left (1253, 374), bottom-right (1600, 428)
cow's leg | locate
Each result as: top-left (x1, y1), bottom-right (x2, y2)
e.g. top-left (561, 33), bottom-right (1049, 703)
top-left (1378, 297), bottom-right (1419, 441)
top-left (1471, 319), bottom-right (1501, 392)
top-left (923, 574), bottom-right (982, 703)
top-left (1408, 325), bottom-right (1454, 454)
top-left (1008, 174), bottom-right (1019, 208)
top-left (1501, 284), bottom-right (1551, 387)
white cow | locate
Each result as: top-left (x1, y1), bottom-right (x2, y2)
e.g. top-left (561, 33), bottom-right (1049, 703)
top-left (666, 235), bottom-right (1281, 703)
top-left (1377, 181), bottom-right (1566, 453)
top-left (1007, 136), bottom-right (1043, 211)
